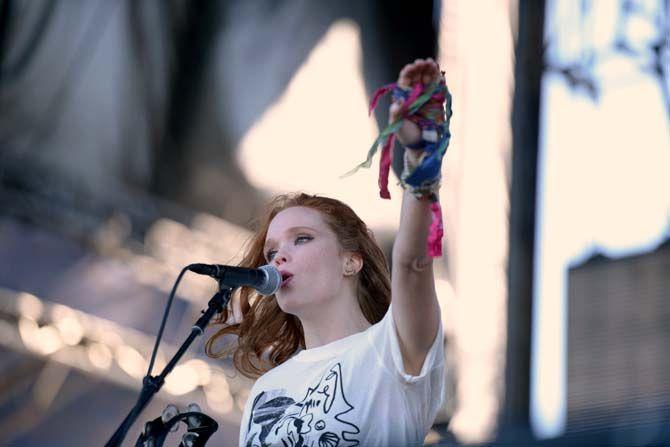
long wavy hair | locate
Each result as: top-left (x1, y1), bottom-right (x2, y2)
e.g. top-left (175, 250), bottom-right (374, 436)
top-left (205, 193), bottom-right (391, 379)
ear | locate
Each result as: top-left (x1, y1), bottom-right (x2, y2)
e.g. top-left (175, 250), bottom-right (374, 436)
top-left (342, 252), bottom-right (363, 276)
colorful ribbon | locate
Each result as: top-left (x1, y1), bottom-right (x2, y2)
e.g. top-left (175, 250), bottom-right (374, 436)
top-left (343, 74), bottom-right (453, 257)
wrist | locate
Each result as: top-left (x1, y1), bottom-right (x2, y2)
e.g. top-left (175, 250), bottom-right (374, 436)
top-left (401, 150), bottom-right (441, 199)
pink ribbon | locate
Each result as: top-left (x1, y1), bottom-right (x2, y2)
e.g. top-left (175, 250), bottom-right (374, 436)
top-left (378, 134), bottom-right (395, 199)
top-left (368, 83), bottom-right (395, 116)
top-left (427, 200), bottom-right (444, 257)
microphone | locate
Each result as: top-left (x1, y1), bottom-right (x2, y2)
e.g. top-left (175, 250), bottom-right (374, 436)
top-left (188, 263), bottom-right (281, 296)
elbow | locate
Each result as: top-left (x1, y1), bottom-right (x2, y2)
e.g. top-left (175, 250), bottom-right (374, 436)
top-left (392, 231), bottom-right (435, 273)
top-left (392, 246), bottom-right (433, 273)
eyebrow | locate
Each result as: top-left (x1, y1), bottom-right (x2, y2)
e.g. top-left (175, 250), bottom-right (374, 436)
top-left (264, 226), bottom-right (317, 251)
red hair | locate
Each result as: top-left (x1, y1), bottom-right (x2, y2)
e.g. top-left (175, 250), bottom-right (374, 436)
top-left (205, 193), bottom-right (391, 378)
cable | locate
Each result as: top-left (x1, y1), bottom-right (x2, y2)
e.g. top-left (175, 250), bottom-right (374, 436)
top-left (146, 264), bottom-right (190, 376)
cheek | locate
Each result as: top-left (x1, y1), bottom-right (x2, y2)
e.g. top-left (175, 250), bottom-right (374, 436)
top-left (296, 242), bottom-right (342, 280)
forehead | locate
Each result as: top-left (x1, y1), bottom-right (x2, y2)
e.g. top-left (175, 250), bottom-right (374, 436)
top-left (266, 206), bottom-right (329, 237)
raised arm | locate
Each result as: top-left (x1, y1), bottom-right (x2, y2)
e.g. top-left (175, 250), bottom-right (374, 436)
top-left (390, 59), bottom-right (443, 376)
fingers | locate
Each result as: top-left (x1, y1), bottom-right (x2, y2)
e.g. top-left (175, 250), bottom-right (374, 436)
top-left (398, 65), bottom-right (411, 88)
top-left (398, 58), bottom-right (441, 88)
top-left (394, 58), bottom-right (441, 117)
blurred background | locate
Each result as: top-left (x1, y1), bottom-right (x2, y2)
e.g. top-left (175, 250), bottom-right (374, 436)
top-left (0, 0), bottom-right (668, 446)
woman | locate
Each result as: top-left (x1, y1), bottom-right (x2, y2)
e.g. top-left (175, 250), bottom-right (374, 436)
top-left (206, 59), bottom-right (447, 447)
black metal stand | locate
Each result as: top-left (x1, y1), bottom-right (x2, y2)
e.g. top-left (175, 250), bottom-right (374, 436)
top-left (105, 286), bottom-right (233, 447)
top-left (134, 410), bottom-right (218, 447)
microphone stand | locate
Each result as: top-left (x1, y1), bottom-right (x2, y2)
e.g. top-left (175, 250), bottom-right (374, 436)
top-left (105, 284), bottom-right (233, 447)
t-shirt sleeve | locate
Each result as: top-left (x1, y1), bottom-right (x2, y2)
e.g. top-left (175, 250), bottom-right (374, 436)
top-left (367, 303), bottom-right (446, 431)
top-left (238, 381), bottom-right (256, 445)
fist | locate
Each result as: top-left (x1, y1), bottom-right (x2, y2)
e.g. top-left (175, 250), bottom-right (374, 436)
top-left (390, 58), bottom-right (441, 147)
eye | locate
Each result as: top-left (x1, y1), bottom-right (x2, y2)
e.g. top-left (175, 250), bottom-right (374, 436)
top-left (265, 235), bottom-right (312, 261)
top-left (295, 235), bottom-right (313, 245)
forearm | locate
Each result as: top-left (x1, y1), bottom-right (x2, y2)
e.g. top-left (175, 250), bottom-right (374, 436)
top-left (391, 189), bottom-right (440, 372)
top-left (392, 190), bottom-right (434, 266)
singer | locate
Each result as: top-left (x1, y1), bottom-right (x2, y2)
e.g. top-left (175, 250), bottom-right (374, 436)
top-left (206, 59), bottom-right (449, 447)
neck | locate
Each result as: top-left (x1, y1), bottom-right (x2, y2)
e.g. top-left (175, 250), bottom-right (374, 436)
top-left (298, 288), bottom-right (371, 350)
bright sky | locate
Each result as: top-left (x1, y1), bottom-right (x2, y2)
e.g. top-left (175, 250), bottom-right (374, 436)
top-left (531, 0), bottom-right (670, 438)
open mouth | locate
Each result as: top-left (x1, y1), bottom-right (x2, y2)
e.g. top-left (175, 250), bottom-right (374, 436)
top-left (280, 272), bottom-right (293, 288)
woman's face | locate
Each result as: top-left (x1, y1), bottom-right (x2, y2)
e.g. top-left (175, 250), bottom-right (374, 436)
top-left (264, 206), bottom-right (349, 316)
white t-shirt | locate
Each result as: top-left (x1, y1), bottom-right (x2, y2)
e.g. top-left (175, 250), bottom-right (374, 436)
top-left (239, 305), bottom-right (445, 447)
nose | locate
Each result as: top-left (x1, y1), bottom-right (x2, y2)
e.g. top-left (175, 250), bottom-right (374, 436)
top-left (272, 252), bottom-right (288, 266)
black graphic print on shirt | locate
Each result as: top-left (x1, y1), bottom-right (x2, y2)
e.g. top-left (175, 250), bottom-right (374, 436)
top-left (244, 362), bottom-right (360, 447)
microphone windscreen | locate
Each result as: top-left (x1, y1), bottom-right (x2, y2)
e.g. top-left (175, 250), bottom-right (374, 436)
top-left (258, 264), bottom-right (281, 296)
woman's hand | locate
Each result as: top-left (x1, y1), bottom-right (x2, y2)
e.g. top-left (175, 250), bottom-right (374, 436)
top-left (389, 58), bottom-right (441, 148)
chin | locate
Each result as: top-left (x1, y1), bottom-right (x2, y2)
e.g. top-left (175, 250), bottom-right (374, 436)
top-left (276, 292), bottom-right (319, 319)
top-left (275, 294), bottom-right (302, 316)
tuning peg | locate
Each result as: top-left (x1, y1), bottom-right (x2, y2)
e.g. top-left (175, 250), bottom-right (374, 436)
top-left (161, 404), bottom-right (180, 432)
top-left (181, 432), bottom-right (199, 447)
top-left (185, 403), bottom-right (203, 428)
